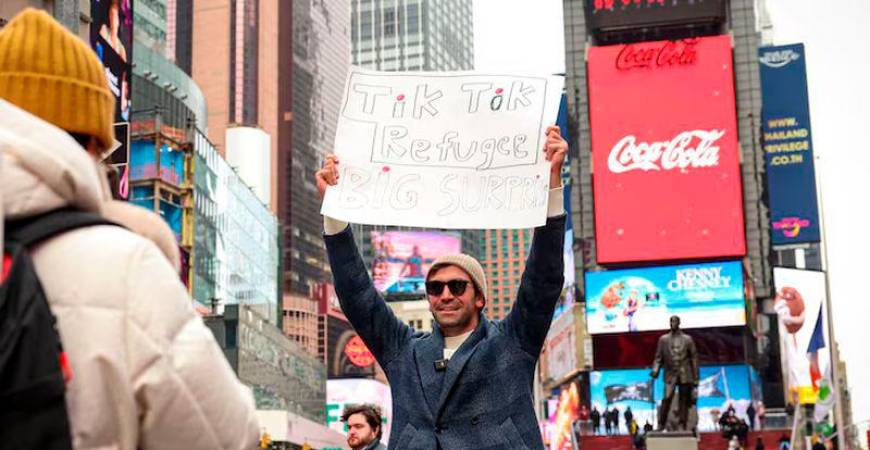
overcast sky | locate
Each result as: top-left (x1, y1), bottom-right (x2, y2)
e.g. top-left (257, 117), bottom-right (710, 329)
top-left (474, 0), bottom-right (870, 430)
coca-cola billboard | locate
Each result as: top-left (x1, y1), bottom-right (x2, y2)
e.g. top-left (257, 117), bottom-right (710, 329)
top-left (588, 35), bottom-right (745, 264)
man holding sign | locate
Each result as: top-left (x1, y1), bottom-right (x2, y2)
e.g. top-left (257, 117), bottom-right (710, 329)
top-left (316, 120), bottom-right (566, 449)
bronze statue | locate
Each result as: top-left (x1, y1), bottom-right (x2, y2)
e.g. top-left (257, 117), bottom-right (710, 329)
top-left (650, 315), bottom-right (698, 432)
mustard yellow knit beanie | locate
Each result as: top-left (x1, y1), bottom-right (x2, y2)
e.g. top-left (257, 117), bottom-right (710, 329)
top-left (0, 8), bottom-right (115, 151)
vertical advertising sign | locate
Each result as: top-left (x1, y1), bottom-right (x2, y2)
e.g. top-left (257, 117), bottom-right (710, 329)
top-left (587, 35), bottom-right (745, 263)
top-left (759, 44), bottom-right (821, 245)
top-left (90, 0), bottom-right (132, 122)
top-left (773, 268), bottom-right (829, 404)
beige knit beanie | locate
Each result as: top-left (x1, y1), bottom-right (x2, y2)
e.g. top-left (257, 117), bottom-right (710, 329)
top-left (427, 254), bottom-right (488, 302)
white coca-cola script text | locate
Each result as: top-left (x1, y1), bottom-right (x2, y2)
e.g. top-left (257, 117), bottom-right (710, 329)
top-left (607, 129), bottom-right (726, 173)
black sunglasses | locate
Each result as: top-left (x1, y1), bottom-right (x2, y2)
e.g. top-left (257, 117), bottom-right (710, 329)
top-left (425, 279), bottom-right (471, 296)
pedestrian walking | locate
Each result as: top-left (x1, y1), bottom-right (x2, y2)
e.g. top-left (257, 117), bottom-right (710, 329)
top-left (612, 407), bottom-right (621, 435)
top-left (0, 9), bottom-right (259, 449)
top-left (591, 406), bottom-right (601, 435)
top-left (624, 406), bottom-right (634, 434)
top-left (747, 401), bottom-right (757, 430)
top-left (315, 125), bottom-right (568, 449)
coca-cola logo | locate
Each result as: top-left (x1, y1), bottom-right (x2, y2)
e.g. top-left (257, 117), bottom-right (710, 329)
top-left (608, 129), bottom-right (725, 173)
top-left (616, 39), bottom-right (699, 71)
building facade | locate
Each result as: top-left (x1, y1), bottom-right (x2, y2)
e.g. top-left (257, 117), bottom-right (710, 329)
top-left (559, 0), bottom-right (781, 433)
top-left (351, 0), bottom-right (473, 71)
top-left (287, 0), bottom-right (351, 299)
top-left (482, 228), bottom-right (534, 321)
top-left (205, 304), bottom-right (326, 423)
top-left (192, 1), bottom-right (351, 313)
top-left (0, 0), bottom-right (87, 38)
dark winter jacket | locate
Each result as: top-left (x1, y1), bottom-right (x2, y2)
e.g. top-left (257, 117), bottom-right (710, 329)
top-left (325, 216), bottom-right (566, 449)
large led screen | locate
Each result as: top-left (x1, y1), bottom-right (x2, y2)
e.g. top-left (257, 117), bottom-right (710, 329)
top-left (585, 261), bottom-right (745, 334)
top-left (773, 268), bottom-right (829, 404)
top-left (370, 231), bottom-right (461, 293)
top-left (585, 0), bottom-right (726, 34)
top-left (590, 364), bottom-right (753, 432)
top-left (587, 35), bottom-right (745, 263)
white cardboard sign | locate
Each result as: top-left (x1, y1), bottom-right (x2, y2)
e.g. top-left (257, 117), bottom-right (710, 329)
top-left (321, 68), bottom-right (564, 229)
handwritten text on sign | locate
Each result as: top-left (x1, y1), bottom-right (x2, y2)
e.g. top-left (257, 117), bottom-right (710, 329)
top-left (322, 69), bottom-right (564, 229)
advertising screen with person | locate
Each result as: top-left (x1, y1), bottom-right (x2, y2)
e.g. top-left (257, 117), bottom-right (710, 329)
top-left (90, 0), bottom-right (132, 122)
top-left (369, 231), bottom-right (461, 294)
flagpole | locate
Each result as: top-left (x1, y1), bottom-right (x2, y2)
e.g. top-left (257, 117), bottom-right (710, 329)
top-left (816, 156), bottom-right (847, 450)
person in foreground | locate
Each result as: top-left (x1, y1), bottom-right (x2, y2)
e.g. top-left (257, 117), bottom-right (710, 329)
top-left (316, 125), bottom-right (567, 449)
top-left (342, 404), bottom-right (388, 450)
top-left (0, 9), bottom-right (259, 449)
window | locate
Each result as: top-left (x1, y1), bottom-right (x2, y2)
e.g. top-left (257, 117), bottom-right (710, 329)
top-left (384, 8), bottom-right (395, 36)
top-left (360, 11), bottom-right (373, 40)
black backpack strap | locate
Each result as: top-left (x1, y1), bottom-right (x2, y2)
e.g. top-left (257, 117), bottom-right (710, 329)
top-left (5, 208), bottom-right (120, 248)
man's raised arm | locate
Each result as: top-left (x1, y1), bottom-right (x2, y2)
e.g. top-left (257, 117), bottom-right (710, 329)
top-left (317, 155), bottom-right (413, 366)
top-left (503, 125), bottom-right (568, 356)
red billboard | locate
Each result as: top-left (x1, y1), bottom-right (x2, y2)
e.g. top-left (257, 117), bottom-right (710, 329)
top-left (588, 35), bottom-right (745, 263)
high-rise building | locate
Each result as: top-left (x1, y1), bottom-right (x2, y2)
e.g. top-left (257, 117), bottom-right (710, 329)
top-left (483, 229), bottom-right (534, 321)
top-left (351, 0), bottom-right (473, 71)
top-left (192, 1), bottom-right (350, 305)
top-left (560, 0), bottom-right (779, 431)
top-left (288, 0), bottom-right (351, 298)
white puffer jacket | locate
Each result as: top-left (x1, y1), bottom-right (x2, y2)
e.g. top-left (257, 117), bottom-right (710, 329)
top-left (0, 100), bottom-right (260, 449)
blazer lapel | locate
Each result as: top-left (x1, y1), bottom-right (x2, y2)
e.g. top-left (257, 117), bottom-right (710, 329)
top-left (435, 317), bottom-right (489, 418)
top-left (414, 328), bottom-right (444, 421)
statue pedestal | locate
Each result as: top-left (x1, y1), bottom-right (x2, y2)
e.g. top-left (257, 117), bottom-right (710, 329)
top-left (646, 431), bottom-right (698, 450)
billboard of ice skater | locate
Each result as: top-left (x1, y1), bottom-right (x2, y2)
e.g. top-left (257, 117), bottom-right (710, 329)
top-left (585, 261), bottom-right (745, 334)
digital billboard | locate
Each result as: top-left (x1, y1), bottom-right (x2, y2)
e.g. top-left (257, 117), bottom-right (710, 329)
top-left (585, 261), bottom-right (745, 334)
top-left (370, 231), bottom-right (461, 293)
top-left (773, 268), bottom-right (830, 404)
top-left (327, 314), bottom-right (375, 379)
top-left (590, 364), bottom-right (753, 432)
top-left (547, 380), bottom-right (581, 450)
top-left (587, 35), bottom-right (745, 263)
top-left (759, 44), bottom-right (821, 245)
top-left (90, 0), bottom-right (132, 122)
top-left (585, 0), bottom-right (726, 34)
top-left (542, 304), bottom-right (590, 386)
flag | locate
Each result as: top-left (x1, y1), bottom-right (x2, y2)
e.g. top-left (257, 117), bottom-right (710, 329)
top-left (605, 380), bottom-right (653, 404)
top-left (813, 364), bottom-right (835, 422)
top-left (556, 94), bottom-right (575, 291)
top-left (697, 371), bottom-right (726, 398)
top-left (806, 304), bottom-right (825, 390)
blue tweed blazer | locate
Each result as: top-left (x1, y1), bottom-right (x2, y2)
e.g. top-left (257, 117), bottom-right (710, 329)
top-left (324, 215), bottom-right (566, 450)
